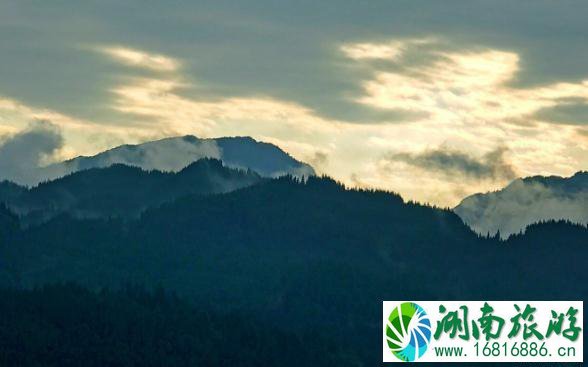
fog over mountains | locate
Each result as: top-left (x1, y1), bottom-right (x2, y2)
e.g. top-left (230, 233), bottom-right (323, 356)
top-left (455, 171), bottom-right (588, 238)
top-left (0, 159), bottom-right (263, 225)
top-left (55, 135), bottom-right (315, 179)
top-left (0, 133), bottom-right (315, 186)
top-left (1, 128), bottom-right (586, 238)
top-left (0, 134), bottom-right (586, 366)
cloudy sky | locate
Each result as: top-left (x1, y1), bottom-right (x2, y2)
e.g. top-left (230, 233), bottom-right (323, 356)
top-left (1, 0), bottom-right (587, 206)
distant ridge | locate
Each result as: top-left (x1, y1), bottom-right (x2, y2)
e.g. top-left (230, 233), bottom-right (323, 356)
top-left (15, 135), bottom-right (315, 186)
top-left (454, 171), bottom-right (588, 238)
top-left (0, 158), bottom-right (262, 225)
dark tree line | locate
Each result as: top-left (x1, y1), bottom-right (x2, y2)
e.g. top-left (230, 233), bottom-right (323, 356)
top-left (0, 284), bottom-right (356, 367)
top-left (0, 169), bottom-right (586, 366)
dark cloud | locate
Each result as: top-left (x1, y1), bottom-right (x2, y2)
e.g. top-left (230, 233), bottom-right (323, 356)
top-left (333, 105), bottom-right (430, 124)
top-left (533, 103), bottom-right (588, 126)
top-left (388, 146), bottom-right (517, 180)
top-left (0, 121), bottom-right (64, 186)
top-left (309, 151), bottom-right (328, 169)
top-left (349, 173), bottom-right (366, 188)
top-left (1, 0), bottom-right (588, 124)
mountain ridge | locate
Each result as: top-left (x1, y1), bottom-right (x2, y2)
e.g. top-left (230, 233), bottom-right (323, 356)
top-left (0, 158), bottom-right (263, 225)
top-left (454, 170), bottom-right (588, 238)
top-left (1, 173), bottom-right (586, 365)
top-left (33, 135), bottom-right (315, 186)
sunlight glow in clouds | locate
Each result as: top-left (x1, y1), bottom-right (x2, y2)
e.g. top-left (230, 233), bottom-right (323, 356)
top-left (97, 46), bottom-right (180, 71)
top-left (342, 41), bottom-right (588, 205)
top-left (110, 78), bottom-right (340, 138)
top-left (358, 50), bottom-right (588, 122)
top-left (341, 42), bottom-right (407, 61)
top-left (1, 41), bottom-right (587, 207)
top-left (340, 38), bottom-right (434, 61)
top-left (0, 96), bottom-right (163, 162)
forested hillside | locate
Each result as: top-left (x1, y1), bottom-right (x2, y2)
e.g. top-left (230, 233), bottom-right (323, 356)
top-left (0, 284), bottom-right (351, 367)
top-left (0, 173), bottom-right (585, 365)
top-left (0, 159), bottom-right (262, 225)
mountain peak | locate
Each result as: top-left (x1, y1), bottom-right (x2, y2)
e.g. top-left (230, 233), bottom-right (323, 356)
top-left (19, 135), bottom-right (315, 187)
top-left (455, 171), bottom-right (588, 238)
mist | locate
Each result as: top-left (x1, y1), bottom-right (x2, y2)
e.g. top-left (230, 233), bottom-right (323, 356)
top-left (455, 175), bottom-right (588, 238)
top-left (0, 121), bottom-right (64, 186)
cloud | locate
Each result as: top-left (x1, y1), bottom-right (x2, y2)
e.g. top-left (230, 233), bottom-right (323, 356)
top-left (96, 46), bottom-right (180, 72)
top-left (0, 121), bottom-right (64, 185)
top-left (310, 151), bottom-right (328, 167)
top-left (0, 95), bottom-right (166, 162)
top-left (349, 173), bottom-right (369, 189)
top-left (533, 103), bottom-right (588, 126)
top-left (455, 173), bottom-right (588, 238)
top-left (65, 136), bottom-right (221, 173)
top-left (340, 38), bottom-right (434, 61)
top-left (331, 40), bottom-right (588, 205)
top-left (341, 41), bottom-right (406, 61)
top-left (109, 76), bottom-right (341, 138)
top-left (387, 146), bottom-right (517, 181)
top-left (2, 39), bottom-right (588, 207)
top-left (99, 43), bottom-right (588, 207)
top-left (354, 47), bottom-right (588, 124)
top-left (0, 0), bottom-right (587, 210)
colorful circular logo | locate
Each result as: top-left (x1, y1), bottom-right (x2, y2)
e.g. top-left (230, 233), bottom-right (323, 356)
top-left (385, 302), bottom-right (432, 362)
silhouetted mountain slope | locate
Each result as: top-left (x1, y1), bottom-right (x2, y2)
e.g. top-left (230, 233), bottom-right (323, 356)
top-left (213, 136), bottom-right (315, 177)
top-left (0, 204), bottom-right (19, 287)
top-left (455, 171), bottom-right (588, 238)
top-left (0, 284), bottom-right (353, 367)
top-left (0, 181), bottom-right (27, 203)
top-left (0, 203), bottom-right (18, 238)
top-left (0, 159), bottom-right (262, 224)
top-left (1, 176), bottom-right (586, 365)
top-left (26, 135), bottom-right (314, 186)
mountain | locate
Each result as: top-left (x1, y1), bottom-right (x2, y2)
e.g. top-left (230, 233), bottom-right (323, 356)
top-left (1, 175), bottom-right (586, 365)
top-left (0, 285), bottom-right (350, 367)
top-left (0, 158), bottom-right (262, 225)
top-left (454, 171), bottom-right (588, 238)
top-left (0, 203), bottom-right (18, 240)
top-left (0, 181), bottom-right (27, 203)
top-left (33, 135), bottom-right (314, 185)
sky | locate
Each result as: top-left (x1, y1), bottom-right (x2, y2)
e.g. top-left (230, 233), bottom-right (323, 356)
top-left (0, 0), bottom-right (587, 207)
